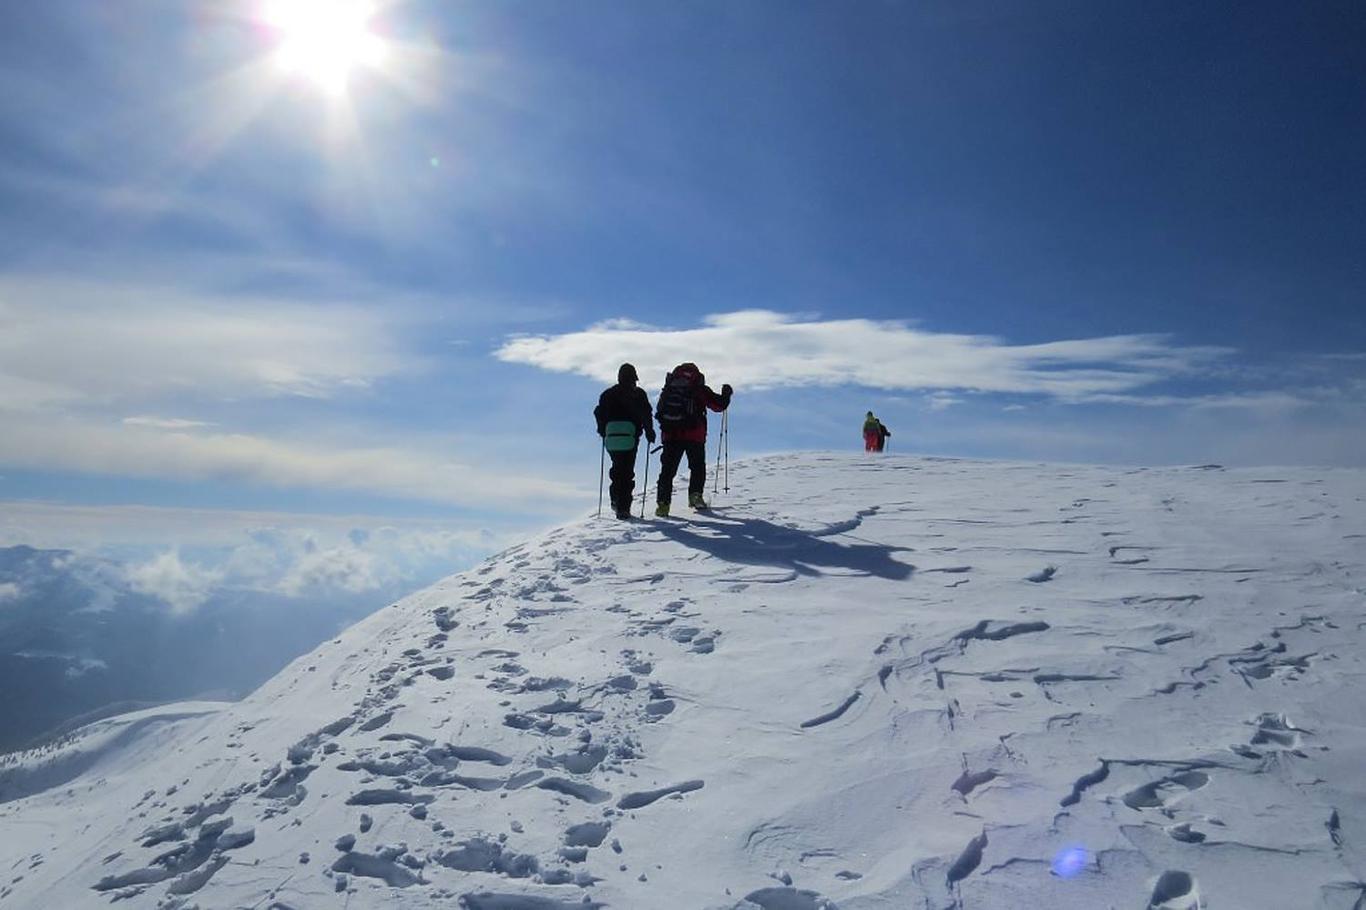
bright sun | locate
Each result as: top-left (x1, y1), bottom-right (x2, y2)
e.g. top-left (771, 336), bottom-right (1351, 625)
top-left (263, 0), bottom-right (388, 95)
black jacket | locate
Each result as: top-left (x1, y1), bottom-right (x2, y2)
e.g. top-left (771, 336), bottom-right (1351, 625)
top-left (594, 383), bottom-right (655, 443)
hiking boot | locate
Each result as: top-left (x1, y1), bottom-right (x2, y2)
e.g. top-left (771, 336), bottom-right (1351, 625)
top-left (688, 493), bottom-right (709, 510)
top-left (615, 509), bottom-right (633, 521)
top-left (654, 502), bottom-right (670, 518)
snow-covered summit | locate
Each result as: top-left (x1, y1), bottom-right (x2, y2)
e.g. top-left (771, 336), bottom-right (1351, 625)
top-left (2, 453), bottom-right (1364, 909)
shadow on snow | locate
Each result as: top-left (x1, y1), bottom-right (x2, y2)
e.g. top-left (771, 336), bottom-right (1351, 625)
top-left (654, 512), bottom-right (914, 581)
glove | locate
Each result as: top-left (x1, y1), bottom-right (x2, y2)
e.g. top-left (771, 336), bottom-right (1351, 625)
top-left (721, 383), bottom-right (733, 397)
top-left (646, 431), bottom-right (656, 444)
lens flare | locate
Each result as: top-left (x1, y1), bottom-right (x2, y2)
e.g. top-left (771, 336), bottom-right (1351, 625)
top-left (1051, 845), bottom-right (1089, 879)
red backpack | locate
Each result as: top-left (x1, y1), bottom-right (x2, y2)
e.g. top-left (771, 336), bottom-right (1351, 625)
top-left (655, 363), bottom-right (703, 430)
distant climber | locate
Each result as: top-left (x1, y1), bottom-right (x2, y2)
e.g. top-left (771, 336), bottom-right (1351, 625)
top-left (654, 362), bottom-right (732, 516)
top-left (595, 363), bottom-right (655, 520)
top-left (863, 412), bottom-right (891, 452)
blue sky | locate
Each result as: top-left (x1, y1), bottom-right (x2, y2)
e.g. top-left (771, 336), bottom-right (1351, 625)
top-left (1, 0), bottom-right (1364, 600)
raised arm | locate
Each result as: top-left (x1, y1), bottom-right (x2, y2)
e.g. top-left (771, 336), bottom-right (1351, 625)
top-left (704, 383), bottom-right (733, 412)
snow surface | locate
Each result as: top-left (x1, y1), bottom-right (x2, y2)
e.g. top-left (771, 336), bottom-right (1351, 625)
top-left (1, 453), bottom-right (1365, 909)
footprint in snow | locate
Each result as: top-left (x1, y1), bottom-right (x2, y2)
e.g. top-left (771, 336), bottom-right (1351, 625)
top-left (946, 831), bottom-right (987, 885)
top-left (1148, 870), bottom-right (1200, 909)
top-left (358, 711), bottom-right (393, 732)
top-left (617, 780), bottom-right (703, 809)
top-left (1165, 822), bottom-right (1205, 843)
top-left (951, 767), bottom-right (999, 798)
top-left (735, 886), bottom-right (840, 910)
top-left (461, 893), bottom-right (605, 910)
top-left (800, 691), bottom-right (861, 729)
top-left (1122, 770), bottom-right (1209, 811)
top-left (1231, 712), bottom-right (1308, 758)
top-left (563, 821), bottom-right (611, 848)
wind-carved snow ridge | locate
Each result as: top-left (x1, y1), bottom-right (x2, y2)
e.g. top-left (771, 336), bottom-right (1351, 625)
top-left (1, 453), bottom-right (1365, 908)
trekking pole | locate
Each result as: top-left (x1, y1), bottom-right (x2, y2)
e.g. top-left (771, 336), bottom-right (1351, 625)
top-left (596, 440), bottom-right (606, 519)
top-left (639, 443), bottom-right (650, 518)
top-left (723, 410), bottom-right (729, 493)
top-left (713, 418), bottom-right (723, 496)
top-left (641, 445), bottom-right (661, 516)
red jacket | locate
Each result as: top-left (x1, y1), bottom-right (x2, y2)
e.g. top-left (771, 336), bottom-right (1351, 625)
top-left (661, 384), bottom-right (730, 444)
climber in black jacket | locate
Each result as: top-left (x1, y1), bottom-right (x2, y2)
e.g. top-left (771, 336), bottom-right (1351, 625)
top-left (593, 363), bottom-right (656, 519)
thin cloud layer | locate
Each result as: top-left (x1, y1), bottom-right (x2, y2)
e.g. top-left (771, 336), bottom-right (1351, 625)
top-left (0, 502), bottom-right (510, 551)
top-left (226, 526), bottom-right (498, 600)
top-left (1, 510), bottom-right (514, 615)
top-left (496, 310), bottom-right (1230, 401)
top-left (0, 275), bottom-right (411, 410)
top-left (122, 526), bottom-right (497, 612)
top-left (0, 273), bottom-right (590, 511)
top-left (123, 416), bottom-right (217, 430)
top-left (0, 417), bottom-right (585, 508)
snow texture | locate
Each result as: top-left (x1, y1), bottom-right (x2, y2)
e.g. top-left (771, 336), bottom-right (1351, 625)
top-left (1, 453), bottom-right (1364, 909)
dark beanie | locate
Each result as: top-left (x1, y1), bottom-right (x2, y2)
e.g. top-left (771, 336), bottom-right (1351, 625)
top-left (618, 363), bottom-right (639, 384)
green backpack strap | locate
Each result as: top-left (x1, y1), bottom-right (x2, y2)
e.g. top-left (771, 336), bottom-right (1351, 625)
top-left (603, 420), bottom-right (637, 452)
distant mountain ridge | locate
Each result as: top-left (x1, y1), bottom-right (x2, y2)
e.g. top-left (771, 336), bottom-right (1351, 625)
top-left (0, 545), bottom-right (386, 752)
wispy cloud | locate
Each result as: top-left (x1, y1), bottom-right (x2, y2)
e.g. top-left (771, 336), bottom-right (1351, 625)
top-left (0, 501), bottom-right (513, 550)
top-left (1077, 391), bottom-right (1319, 413)
top-left (0, 582), bottom-right (20, 604)
top-left (123, 416), bottom-right (216, 430)
top-left (0, 271), bottom-right (599, 511)
top-left (496, 310), bottom-right (1230, 401)
top-left (925, 392), bottom-right (963, 412)
top-left (0, 417), bottom-right (585, 509)
top-left (0, 275), bottom-right (414, 410)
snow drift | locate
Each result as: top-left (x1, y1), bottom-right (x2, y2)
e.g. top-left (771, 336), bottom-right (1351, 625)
top-left (1, 453), bottom-right (1364, 909)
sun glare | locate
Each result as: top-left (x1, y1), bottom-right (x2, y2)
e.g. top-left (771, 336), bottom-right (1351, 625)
top-left (264, 0), bottom-right (387, 95)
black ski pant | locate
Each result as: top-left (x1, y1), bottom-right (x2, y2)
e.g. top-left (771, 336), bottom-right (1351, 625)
top-left (656, 440), bottom-right (706, 505)
top-left (608, 445), bottom-right (639, 515)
